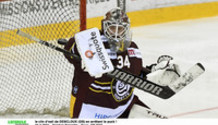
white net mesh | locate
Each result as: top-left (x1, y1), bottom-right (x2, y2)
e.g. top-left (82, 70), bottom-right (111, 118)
top-left (0, 0), bottom-right (83, 117)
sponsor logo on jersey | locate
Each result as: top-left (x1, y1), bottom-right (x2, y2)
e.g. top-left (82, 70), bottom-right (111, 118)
top-left (94, 112), bottom-right (121, 119)
top-left (127, 48), bottom-right (142, 58)
top-left (111, 79), bottom-right (134, 102)
top-left (128, 49), bottom-right (135, 56)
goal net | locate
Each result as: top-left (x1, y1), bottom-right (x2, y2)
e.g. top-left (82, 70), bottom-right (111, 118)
top-left (0, 0), bottom-right (86, 117)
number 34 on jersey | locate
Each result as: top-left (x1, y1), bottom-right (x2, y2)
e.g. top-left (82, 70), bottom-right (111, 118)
top-left (117, 55), bottom-right (130, 69)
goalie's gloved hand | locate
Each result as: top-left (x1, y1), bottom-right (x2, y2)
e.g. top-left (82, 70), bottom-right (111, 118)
top-left (151, 55), bottom-right (173, 71)
top-left (148, 55), bottom-right (182, 86)
top-left (151, 55), bottom-right (180, 75)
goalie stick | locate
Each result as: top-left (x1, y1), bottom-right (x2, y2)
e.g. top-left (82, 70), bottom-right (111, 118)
top-left (16, 30), bottom-right (205, 99)
top-left (108, 63), bottom-right (205, 99)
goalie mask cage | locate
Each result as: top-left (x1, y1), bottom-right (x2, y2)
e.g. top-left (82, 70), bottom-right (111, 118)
top-left (0, 0), bottom-right (86, 117)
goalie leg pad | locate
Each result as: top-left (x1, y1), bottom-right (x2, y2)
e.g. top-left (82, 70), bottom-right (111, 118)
top-left (129, 105), bottom-right (168, 119)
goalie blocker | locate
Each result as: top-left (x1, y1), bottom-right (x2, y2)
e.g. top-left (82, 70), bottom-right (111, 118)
top-left (17, 29), bottom-right (205, 99)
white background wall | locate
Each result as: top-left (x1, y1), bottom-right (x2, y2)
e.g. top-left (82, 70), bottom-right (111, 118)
top-left (1, 0), bottom-right (218, 31)
top-left (87, 0), bottom-right (218, 18)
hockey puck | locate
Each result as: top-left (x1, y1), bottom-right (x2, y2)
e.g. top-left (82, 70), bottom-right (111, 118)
top-left (85, 50), bottom-right (94, 58)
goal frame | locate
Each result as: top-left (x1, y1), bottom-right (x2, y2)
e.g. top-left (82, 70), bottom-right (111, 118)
top-left (0, 0), bottom-right (87, 116)
top-left (80, 0), bottom-right (87, 31)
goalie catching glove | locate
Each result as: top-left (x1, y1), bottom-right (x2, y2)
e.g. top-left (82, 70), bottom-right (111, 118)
top-left (146, 55), bottom-right (181, 86)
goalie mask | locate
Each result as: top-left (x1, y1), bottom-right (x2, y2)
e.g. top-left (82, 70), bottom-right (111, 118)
top-left (102, 8), bottom-right (131, 53)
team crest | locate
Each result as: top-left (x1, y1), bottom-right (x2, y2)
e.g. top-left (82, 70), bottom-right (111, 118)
top-left (111, 79), bottom-right (134, 102)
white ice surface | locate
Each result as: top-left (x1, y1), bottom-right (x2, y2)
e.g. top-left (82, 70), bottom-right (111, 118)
top-left (132, 16), bottom-right (218, 118)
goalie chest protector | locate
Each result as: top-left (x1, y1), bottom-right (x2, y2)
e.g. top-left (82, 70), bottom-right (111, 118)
top-left (64, 30), bottom-right (143, 118)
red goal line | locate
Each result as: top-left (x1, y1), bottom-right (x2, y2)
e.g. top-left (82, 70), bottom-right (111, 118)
top-left (169, 106), bottom-right (218, 118)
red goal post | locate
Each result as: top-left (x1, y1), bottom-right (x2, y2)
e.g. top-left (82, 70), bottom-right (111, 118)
top-left (80, 0), bottom-right (86, 31)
